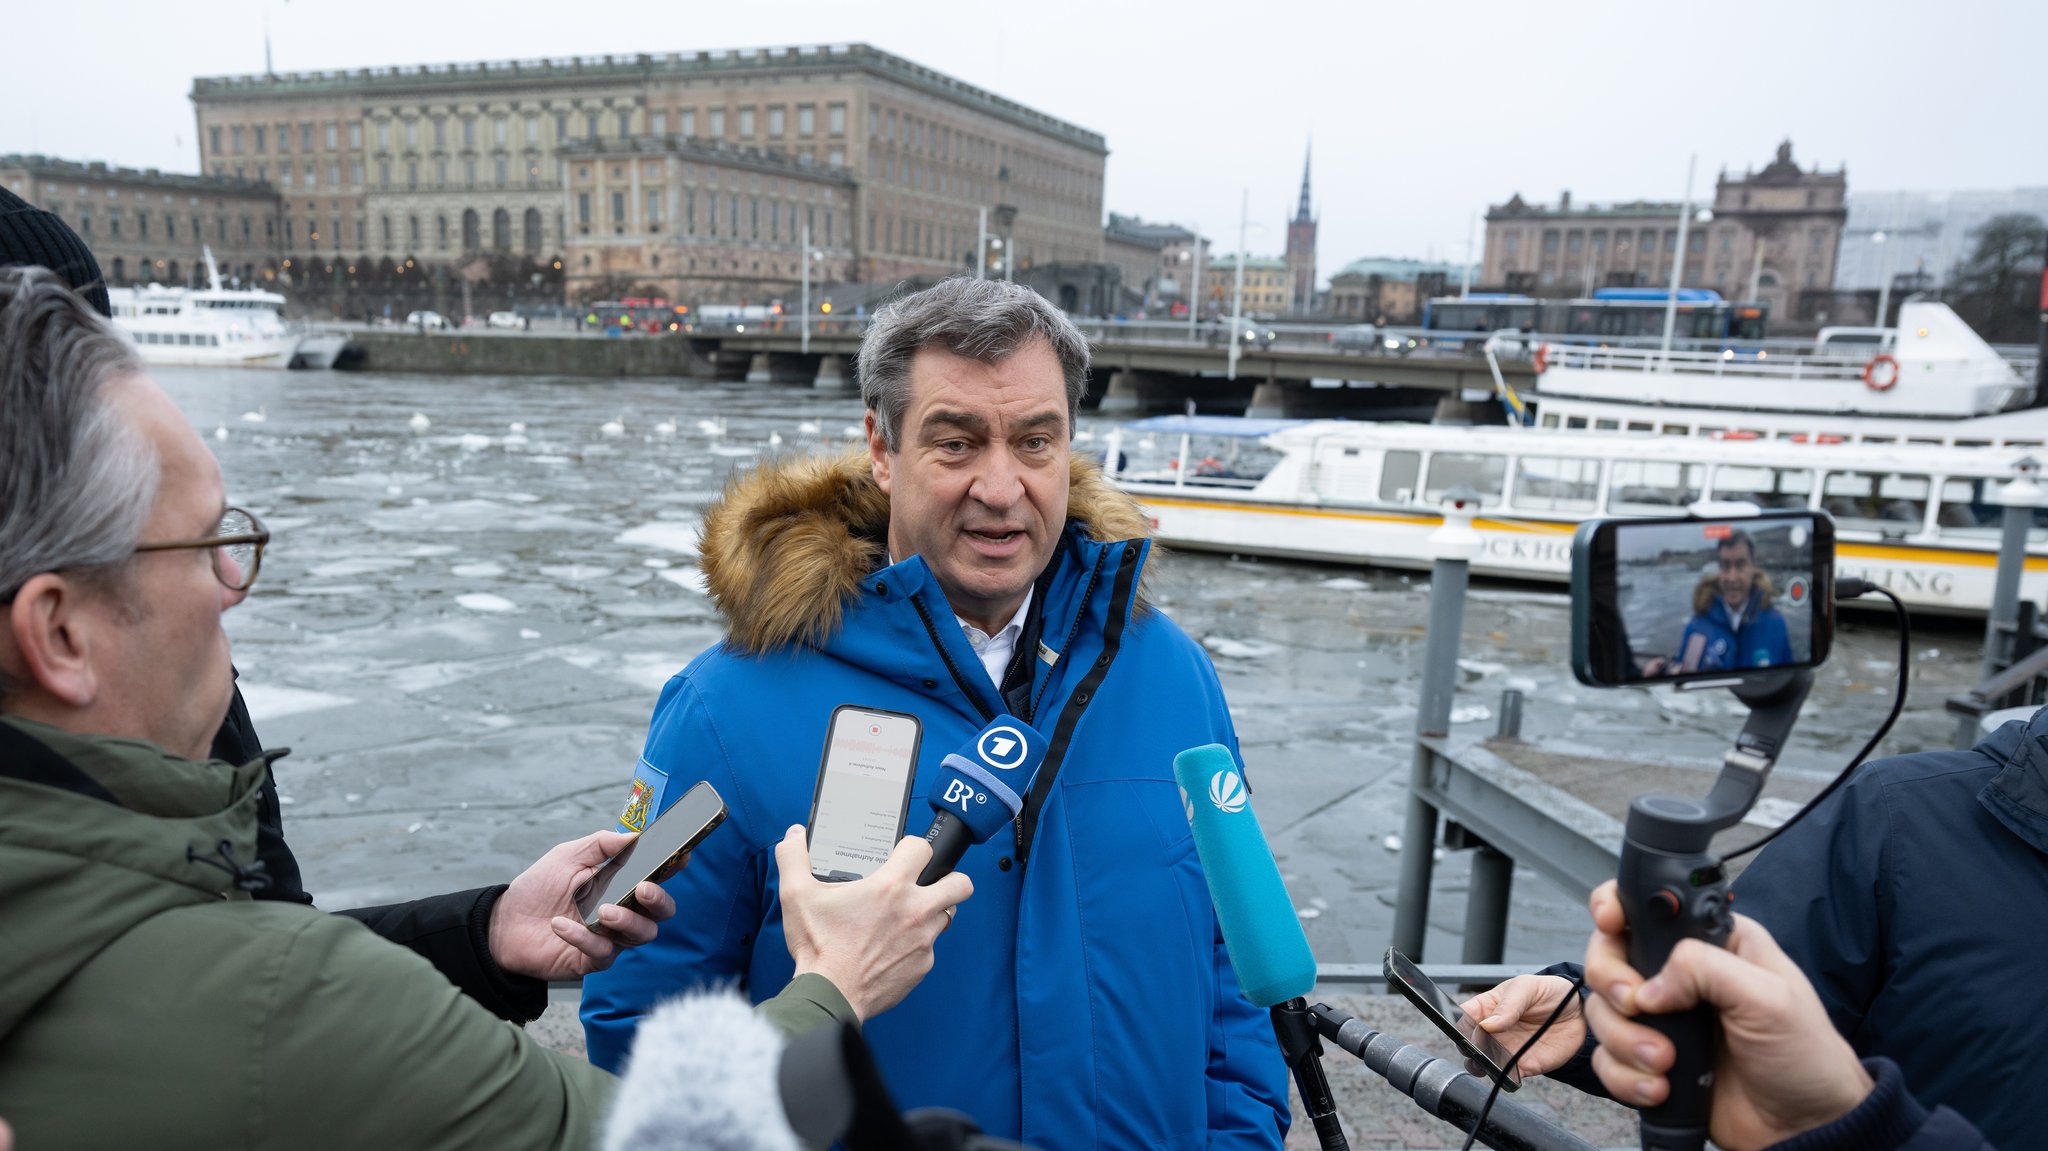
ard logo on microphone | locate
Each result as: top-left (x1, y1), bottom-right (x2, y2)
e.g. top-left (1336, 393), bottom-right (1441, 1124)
top-left (1208, 770), bottom-right (1247, 814)
top-left (976, 725), bottom-right (1029, 771)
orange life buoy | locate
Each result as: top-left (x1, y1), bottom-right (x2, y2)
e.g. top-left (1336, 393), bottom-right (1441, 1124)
top-left (1533, 344), bottom-right (1551, 373)
top-left (1863, 353), bottom-right (1900, 392)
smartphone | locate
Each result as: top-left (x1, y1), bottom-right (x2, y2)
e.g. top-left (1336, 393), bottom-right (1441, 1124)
top-left (1572, 510), bottom-right (1835, 687)
top-left (806, 705), bottom-right (922, 882)
top-left (578, 780), bottom-right (727, 930)
top-left (1384, 948), bottom-right (1523, 1092)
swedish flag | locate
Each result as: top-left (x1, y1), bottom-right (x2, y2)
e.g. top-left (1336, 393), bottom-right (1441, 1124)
top-left (1497, 379), bottom-right (1531, 426)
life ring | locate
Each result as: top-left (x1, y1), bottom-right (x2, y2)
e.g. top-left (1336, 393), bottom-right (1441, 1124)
top-left (1863, 353), bottom-right (1901, 392)
top-left (1533, 344), bottom-right (1552, 373)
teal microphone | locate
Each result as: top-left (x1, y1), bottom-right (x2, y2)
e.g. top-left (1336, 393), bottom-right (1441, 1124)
top-left (1171, 744), bottom-right (1316, 1006)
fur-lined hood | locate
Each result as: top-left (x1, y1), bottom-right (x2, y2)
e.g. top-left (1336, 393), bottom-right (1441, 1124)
top-left (698, 449), bottom-right (1153, 653)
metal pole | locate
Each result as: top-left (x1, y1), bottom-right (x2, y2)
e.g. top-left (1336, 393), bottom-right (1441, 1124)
top-left (976, 206), bottom-right (987, 280)
top-left (1658, 154), bottom-right (1697, 367)
top-left (1461, 213), bottom-right (1475, 298)
top-left (1459, 688), bottom-right (1523, 966)
top-left (1874, 231), bottom-right (1894, 331)
top-left (1227, 191), bottom-right (1247, 382)
top-left (1981, 460), bottom-right (2042, 688)
top-left (1188, 227), bottom-right (1204, 344)
top-left (800, 222), bottom-right (810, 355)
top-left (1392, 496), bottom-right (1483, 961)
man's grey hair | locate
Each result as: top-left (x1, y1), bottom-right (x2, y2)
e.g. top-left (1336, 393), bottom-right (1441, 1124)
top-left (857, 277), bottom-right (1091, 452)
top-left (0, 265), bottom-right (158, 608)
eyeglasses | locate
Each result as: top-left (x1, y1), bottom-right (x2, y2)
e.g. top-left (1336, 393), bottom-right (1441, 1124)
top-left (133, 506), bottom-right (270, 592)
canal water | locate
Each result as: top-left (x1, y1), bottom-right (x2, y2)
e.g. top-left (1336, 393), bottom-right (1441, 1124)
top-left (160, 365), bottom-right (1988, 976)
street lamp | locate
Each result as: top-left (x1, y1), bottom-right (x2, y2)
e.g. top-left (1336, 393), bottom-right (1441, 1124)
top-left (800, 223), bottom-right (823, 353)
top-left (1657, 155), bottom-right (1712, 365)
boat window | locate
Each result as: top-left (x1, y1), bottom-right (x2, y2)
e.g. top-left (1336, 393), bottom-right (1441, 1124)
top-left (1380, 451), bottom-right (1420, 502)
top-left (1956, 439), bottom-right (1992, 449)
top-left (1711, 465), bottom-right (1813, 510)
top-left (1565, 416), bottom-right (1589, 430)
top-left (1513, 456), bottom-right (1599, 512)
top-left (1626, 421), bottom-right (1653, 433)
top-left (1907, 438), bottom-right (1943, 446)
top-left (1607, 460), bottom-right (1704, 514)
top-left (1422, 453), bottom-right (1507, 507)
top-left (177, 333), bottom-right (192, 345)
top-left (1935, 479), bottom-right (2004, 537)
top-left (1540, 413), bottom-right (1562, 429)
top-left (1594, 418), bottom-right (1620, 431)
top-left (1822, 472), bottom-right (1930, 534)
top-left (1660, 424), bottom-right (1688, 435)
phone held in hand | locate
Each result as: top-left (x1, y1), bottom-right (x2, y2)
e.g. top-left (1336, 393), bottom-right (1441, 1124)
top-left (806, 704), bottom-right (922, 882)
top-left (1384, 947), bottom-right (1524, 1092)
top-left (578, 780), bottom-right (728, 930)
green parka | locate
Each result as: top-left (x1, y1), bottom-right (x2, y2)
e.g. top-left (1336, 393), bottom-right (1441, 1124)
top-left (0, 716), bottom-right (615, 1149)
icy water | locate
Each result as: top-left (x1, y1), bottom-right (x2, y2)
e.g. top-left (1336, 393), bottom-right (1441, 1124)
top-left (160, 366), bottom-right (1988, 971)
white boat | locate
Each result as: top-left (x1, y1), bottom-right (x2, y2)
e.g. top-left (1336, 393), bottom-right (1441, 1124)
top-left (107, 248), bottom-right (300, 369)
top-left (1106, 414), bottom-right (2048, 615)
top-left (1517, 301), bottom-right (2045, 447)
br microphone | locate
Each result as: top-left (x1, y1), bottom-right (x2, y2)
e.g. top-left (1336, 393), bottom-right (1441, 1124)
top-left (916, 715), bottom-right (1046, 886)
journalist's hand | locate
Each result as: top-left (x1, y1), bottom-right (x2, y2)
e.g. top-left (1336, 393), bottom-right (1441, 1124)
top-left (775, 826), bottom-right (973, 1022)
top-left (490, 830), bottom-right (680, 981)
top-left (1460, 974), bottom-right (1587, 1077)
top-left (1582, 880), bottom-right (1872, 1151)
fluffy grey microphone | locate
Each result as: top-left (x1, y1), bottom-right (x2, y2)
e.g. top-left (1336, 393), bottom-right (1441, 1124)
top-left (602, 991), bottom-right (803, 1151)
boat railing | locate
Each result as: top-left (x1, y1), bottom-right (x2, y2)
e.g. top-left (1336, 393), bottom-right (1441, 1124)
top-left (1946, 599), bottom-right (2048, 742)
top-left (1546, 342), bottom-right (2023, 388)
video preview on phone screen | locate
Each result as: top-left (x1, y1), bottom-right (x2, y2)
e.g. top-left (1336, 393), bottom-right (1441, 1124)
top-left (1614, 517), bottom-right (1817, 682)
top-left (810, 711), bottom-right (919, 878)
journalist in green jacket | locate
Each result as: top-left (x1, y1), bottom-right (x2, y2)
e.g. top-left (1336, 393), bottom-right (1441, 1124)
top-left (0, 265), bottom-right (971, 1150)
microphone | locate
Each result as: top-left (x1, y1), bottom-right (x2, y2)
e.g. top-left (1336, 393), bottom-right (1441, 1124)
top-left (915, 715), bottom-right (1046, 886)
top-left (1172, 744), bottom-right (1343, 1149)
top-left (1171, 744), bottom-right (1315, 1006)
top-left (602, 991), bottom-right (804, 1151)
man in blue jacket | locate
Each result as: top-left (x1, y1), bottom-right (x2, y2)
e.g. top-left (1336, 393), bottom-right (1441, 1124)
top-left (582, 278), bottom-right (1289, 1149)
top-left (1665, 530), bottom-right (1794, 674)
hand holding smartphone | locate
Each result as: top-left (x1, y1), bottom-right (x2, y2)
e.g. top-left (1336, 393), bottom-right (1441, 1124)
top-left (1385, 947), bottom-right (1524, 1092)
top-left (577, 780), bottom-right (727, 930)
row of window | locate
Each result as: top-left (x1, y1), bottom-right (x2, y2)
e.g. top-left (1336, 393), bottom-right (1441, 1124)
top-left (573, 189), bottom-right (834, 247)
top-left (48, 204), bottom-right (265, 248)
top-left (132, 331), bottom-right (225, 347)
top-left (213, 121), bottom-right (355, 156)
top-left (1372, 449), bottom-right (2037, 538)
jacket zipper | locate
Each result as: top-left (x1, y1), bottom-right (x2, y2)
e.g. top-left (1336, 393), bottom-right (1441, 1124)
top-left (909, 591), bottom-right (997, 723)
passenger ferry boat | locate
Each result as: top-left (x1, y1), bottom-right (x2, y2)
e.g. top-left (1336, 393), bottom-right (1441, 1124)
top-left (107, 248), bottom-right (300, 368)
top-left (1105, 415), bottom-right (2048, 615)
top-left (1519, 300), bottom-right (2045, 447)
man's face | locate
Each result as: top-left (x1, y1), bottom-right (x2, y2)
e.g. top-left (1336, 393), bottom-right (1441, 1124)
top-left (1717, 540), bottom-right (1757, 609)
top-left (869, 339), bottom-right (1070, 634)
top-left (89, 376), bottom-right (245, 759)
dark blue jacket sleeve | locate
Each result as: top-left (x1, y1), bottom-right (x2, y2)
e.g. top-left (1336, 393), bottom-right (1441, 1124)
top-left (1766, 1058), bottom-right (1993, 1151)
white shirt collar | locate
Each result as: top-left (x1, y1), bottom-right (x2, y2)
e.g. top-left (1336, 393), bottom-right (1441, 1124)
top-left (958, 586), bottom-right (1033, 690)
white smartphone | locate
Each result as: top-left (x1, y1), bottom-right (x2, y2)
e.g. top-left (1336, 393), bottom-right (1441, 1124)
top-left (805, 705), bottom-right (922, 882)
top-left (578, 780), bottom-right (727, 930)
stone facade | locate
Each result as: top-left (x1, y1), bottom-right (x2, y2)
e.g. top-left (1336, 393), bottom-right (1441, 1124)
top-left (1480, 141), bottom-right (1847, 324)
top-left (1, 154), bottom-right (281, 287)
top-left (1326, 257), bottom-right (1471, 323)
top-left (189, 44), bottom-right (1107, 299)
top-left (1206, 254), bottom-right (1291, 316)
top-left (559, 137), bottom-right (855, 303)
top-left (1102, 214), bottom-right (1206, 312)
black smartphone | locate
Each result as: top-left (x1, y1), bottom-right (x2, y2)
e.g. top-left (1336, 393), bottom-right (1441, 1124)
top-left (1384, 948), bottom-right (1523, 1092)
top-left (578, 780), bottom-right (727, 930)
top-left (806, 705), bottom-right (923, 882)
top-left (1571, 510), bottom-right (1835, 687)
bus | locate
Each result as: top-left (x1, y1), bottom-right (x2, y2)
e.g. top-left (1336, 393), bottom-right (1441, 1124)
top-left (1422, 289), bottom-right (1769, 343)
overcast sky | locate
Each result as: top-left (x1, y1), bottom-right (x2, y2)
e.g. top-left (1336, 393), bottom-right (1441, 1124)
top-left (7, 0), bottom-right (2043, 278)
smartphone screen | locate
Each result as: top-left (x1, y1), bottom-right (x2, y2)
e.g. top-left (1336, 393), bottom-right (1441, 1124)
top-left (807, 705), bottom-right (922, 882)
top-left (578, 780), bottom-right (727, 928)
top-left (1384, 948), bottom-right (1523, 1091)
top-left (1572, 510), bottom-right (1835, 687)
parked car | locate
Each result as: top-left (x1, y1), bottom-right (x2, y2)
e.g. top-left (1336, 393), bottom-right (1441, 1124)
top-left (486, 311), bottom-right (524, 330)
top-left (405, 310), bottom-right (450, 330)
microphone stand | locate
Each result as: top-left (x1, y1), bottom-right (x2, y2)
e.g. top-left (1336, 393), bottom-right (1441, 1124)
top-left (1306, 1003), bottom-right (1597, 1151)
top-left (1270, 997), bottom-right (1349, 1150)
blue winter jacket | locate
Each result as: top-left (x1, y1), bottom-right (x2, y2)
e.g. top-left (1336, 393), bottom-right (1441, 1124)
top-left (1676, 586), bottom-right (1793, 671)
top-left (1733, 706), bottom-right (2048, 1151)
top-left (582, 452), bottom-right (1288, 1151)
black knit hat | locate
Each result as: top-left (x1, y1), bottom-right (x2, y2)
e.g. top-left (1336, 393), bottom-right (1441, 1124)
top-left (0, 184), bottom-right (112, 318)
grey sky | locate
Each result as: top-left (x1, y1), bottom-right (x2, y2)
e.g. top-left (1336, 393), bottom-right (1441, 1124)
top-left (7, 0), bottom-right (2043, 282)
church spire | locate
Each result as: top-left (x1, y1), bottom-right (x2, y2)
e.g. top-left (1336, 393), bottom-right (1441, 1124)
top-left (1293, 141), bottom-right (1314, 224)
